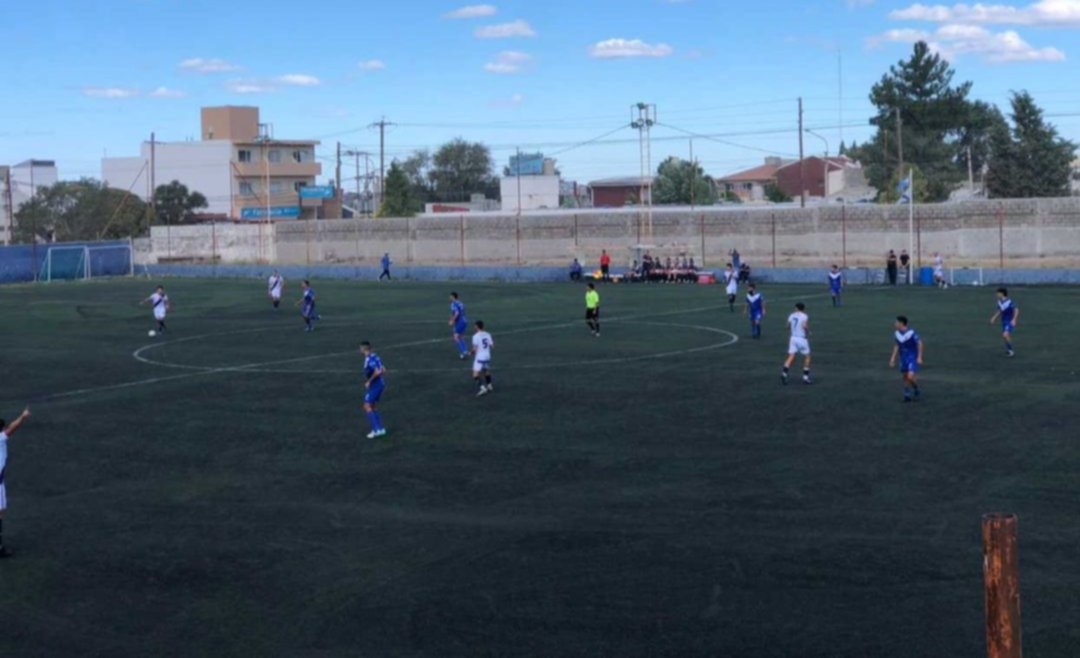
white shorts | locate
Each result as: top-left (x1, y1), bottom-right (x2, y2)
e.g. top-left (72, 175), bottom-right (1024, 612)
top-left (154, 309), bottom-right (167, 321)
top-left (726, 284), bottom-right (738, 295)
top-left (270, 291), bottom-right (282, 301)
top-left (473, 358), bottom-right (491, 373)
top-left (788, 337), bottom-right (811, 356)
top-left (0, 483), bottom-right (7, 511)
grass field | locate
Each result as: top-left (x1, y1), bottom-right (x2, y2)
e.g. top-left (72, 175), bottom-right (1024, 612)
top-left (1, 277), bottom-right (1079, 657)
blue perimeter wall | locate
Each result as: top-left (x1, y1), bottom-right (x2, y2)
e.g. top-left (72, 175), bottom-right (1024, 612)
top-left (136, 263), bottom-right (1080, 286)
top-left (0, 241), bottom-right (131, 283)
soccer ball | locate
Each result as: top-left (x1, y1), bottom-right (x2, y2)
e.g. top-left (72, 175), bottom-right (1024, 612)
top-left (148, 330), bottom-right (157, 338)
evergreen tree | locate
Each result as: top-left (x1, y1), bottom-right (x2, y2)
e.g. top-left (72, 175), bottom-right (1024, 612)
top-left (377, 162), bottom-right (416, 217)
top-left (653, 156), bottom-right (717, 205)
top-left (986, 91), bottom-right (1076, 198)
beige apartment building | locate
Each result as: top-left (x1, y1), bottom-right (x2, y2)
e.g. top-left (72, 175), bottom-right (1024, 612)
top-left (104, 106), bottom-right (335, 220)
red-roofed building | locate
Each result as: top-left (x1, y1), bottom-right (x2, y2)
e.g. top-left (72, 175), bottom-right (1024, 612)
top-left (715, 157), bottom-right (790, 202)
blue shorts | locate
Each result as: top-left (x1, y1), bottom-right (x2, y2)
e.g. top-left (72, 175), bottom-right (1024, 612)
top-left (302, 304), bottom-right (316, 319)
top-left (1002, 322), bottom-right (1016, 334)
top-left (454, 321), bottom-right (468, 335)
top-left (831, 286), bottom-right (842, 295)
top-left (750, 312), bottom-right (763, 323)
top-left (365, 382), bottom-right (385, 404)
top-left (899, 358), bottom-right (919, 374)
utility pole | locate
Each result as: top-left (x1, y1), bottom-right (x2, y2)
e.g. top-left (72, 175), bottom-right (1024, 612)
top-left (335, 141), bottom-right (342, 194)
top-left (631, 102), bottom-right (657, 243)
top-left (515, 147), bottom-right (523, 216)
top-left (798, 97), bottom-right (805, 208)
top-left (689, 138), bottom-right (695, 210)
top-left (149, 132), bottom-right (156, 225)
top-left (369, 117), bottom-right (394, 214)
top-left (967, 145), bottom-right (975, 190)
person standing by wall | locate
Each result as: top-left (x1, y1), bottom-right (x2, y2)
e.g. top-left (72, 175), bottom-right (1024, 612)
top-left (899, 250), bottom-right (911, 284)
top-left (599, 250), bottom-right (612, 282)
top-left (379, 253), bottom-right (393, 281)
top-left (886, 250), bottom-right (898, 286)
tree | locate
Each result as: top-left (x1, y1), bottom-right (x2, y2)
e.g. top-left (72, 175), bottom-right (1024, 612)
top-left (154, 180), bottom-right (208, 226)
top-left (400, 149), bottom-right (435, 204)
top-left (13, 178), bottom-right (148, 243)
top-left (854, 41), bottom-right (984, 201)
top-left (652, 157), bottom-right (717, 205)
top-left (986, 91), bottom-right (1076, 198)
top-left (430, 139), bottom-right (495, 202)
top-left (377, 162), bottom-right (415, 217)
top-left (764, 182), bottom-right (792, 203)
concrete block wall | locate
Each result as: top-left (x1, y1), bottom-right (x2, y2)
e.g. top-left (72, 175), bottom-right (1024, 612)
top-left (141, 198), bottom-right (1080, 269)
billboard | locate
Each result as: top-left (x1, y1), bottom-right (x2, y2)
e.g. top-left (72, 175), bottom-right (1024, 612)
top-left (508, 153), bottom-right (545, 176)
top-left (240, 206), bottom-right (301, 219)
top-left (299, 185), bottom-right (335, 199)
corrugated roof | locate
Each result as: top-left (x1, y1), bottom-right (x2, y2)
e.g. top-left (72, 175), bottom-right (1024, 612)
top-left (588, 176), bottom-right (654, 187)
top-left (717, 163), bottom-right (781, 183)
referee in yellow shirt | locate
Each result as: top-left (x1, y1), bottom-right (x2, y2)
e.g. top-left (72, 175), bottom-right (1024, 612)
top-left (585, 283), bottom-right (601, 337)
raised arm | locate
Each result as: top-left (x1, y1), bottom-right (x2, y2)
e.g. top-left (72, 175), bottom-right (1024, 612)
top-left (4, 407), bottom-right (31, 437)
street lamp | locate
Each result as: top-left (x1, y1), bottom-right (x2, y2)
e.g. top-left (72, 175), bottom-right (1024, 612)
top-left (804, 128), bottom-right (830, 200)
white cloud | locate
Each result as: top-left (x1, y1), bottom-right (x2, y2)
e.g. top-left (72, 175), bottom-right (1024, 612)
top-left (890, 1), bottom-right (1080, 26)
top-left (358, 59), bottom-right (386, 71)
top-left (869, 23), bottom-right (1065, 62)
top-left (226, 80), bottom-right (276, 94)
top-left (150, 86), bottom-right (186, 98)
top-left (83, 87), bottom-right (140, 99)
top-left (483, 50), bottom-right (533, 73)
top-left (474, 19), bottom-right (536, 38)
top-left (444, 4), bottom-right (497, 19)
top-left (179, 57), bottom-right (241, 73)
top-left (276, 74), bottom-right (321, 86)
top-left (491, 93), bottom-right (525, 107)
top-left (589, 38), bottom-right (675, 59)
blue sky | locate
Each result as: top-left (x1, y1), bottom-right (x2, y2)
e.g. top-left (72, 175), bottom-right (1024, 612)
top-left (3, 0), bottom-right (1080, 184)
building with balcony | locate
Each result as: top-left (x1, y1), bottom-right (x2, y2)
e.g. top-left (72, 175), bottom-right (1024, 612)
top-left (102, 106), bottom-right (328, 220)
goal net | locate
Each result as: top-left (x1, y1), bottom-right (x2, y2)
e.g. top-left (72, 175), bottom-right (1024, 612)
top-left (949, 267), bottom-right (985, 287)
top-left (40, 244), bottom-right (133, 282)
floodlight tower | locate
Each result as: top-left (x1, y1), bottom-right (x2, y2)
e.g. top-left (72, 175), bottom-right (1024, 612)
top-left (631, 103), bottom-right (657, 243)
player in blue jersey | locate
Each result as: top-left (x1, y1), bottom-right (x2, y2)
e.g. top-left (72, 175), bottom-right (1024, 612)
top-left (828, 265), bottom-right (844, 307)
top-left (989, 288), bottom-right (1020, 357)
top-left (449, 292), bottom-right (470, 359)
top-left (360, 341), bottom-right (388, 439)
top-left (743, 283), bottom-right (766, 339)
top-left (296, 280), bottom-right (319, 332)
top-left (889, 316), bottom-right (924, 403)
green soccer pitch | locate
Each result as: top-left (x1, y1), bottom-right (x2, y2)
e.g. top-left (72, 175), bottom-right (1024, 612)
top-left (1, 278), bottom-right (1078, 657)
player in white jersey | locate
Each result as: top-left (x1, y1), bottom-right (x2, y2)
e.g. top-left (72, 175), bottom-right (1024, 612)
top-left (141, 285), bottom-right (171, 334)
top-left (268, 271), bottom-right (285, 309)
top-left (0, 406), bottom-right (31, 559)
top-left (724, 264), bottom-right (738, 312)
top-left (932, 253), bottom-right (947, 289)
top-left (472, 320), bottom-right (495, 397)
top-left (781, 302), bottom-right (812, 385)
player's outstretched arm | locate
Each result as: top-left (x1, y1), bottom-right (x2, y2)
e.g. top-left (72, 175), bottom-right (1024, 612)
top-left (989, 311), bottom-right (1000, 324)
top-left (5, 407), bottom-right (31, 437)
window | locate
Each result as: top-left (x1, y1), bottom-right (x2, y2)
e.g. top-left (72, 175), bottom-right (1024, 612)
top-left (238, 150), bottom-right (252, 163)
top-left (294, 181), bottom-right (306, 192)
top-left (269, 181), bottom-right (285, 194)
top-left (292, 150), bottom-right (308, 163)
top-left (239, 182), bottom-right (254, 196)
top-left (268, 150), bottom-right (282, 163)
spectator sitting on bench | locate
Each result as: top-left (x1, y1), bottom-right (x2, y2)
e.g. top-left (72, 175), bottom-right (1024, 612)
top-left (570, 258), bottom-right (583, 282)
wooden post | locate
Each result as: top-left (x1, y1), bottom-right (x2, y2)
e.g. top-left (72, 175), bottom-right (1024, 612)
top-left (574, 214), bottom-right (579, 249)
top-left (516, 213), bottom-right (522, 266)
top-left (699, 214), bottom-right (705, 268)
top-left (998, 205), bottom-right (1005, 270)
top-left (841, 203), bottom-right (847, 268)
top-left (771, 213), bottom-right (777, 268)
top-left (983, 513), bottom-right (1022, 658)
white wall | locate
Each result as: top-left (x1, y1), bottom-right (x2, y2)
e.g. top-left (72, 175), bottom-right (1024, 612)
top-left (102, 141), bottom-right (234, 215)
top-left (500, 175), bottom-right (560, 211)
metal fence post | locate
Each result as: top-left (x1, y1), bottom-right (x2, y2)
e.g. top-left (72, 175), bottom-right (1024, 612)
top-left (983, 513), bottom-right (1022, 658)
